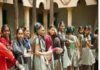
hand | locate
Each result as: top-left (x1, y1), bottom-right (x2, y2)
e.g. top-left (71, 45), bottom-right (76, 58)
top-left (56, 48), bottom-right (63, 54)
top-left (79, 56), bottom-right (82, 60)
top-left (68, 40), bottom-right (73, 43)
top-left (85, 38), bottom-right (88, 41)
top-left (46, 60), bottom-right (49, 67)
top-left (16, 61), bottom-right (19, 67)
top-left (66, 41), bottom-right (71, 46)
top-left (45, 50), bottom-right (53, 56)
top-left (28, 49), bottom-right (32, 52)
top-left (9, 47), bottom-right (13, 51)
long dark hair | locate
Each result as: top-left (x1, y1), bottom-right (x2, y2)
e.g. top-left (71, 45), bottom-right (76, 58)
top-left (83, 26), bottom-right (89, 38)
top-left (78, 26), bottom-right (83, 34)
top-left (34, 22), bottom-right (42, 36)
top-left (48, 25), bottom-right (55, 34)
top-left (1, 24), bottom-right (11, 44)
top-left (58, 21), bottom-right (65, 31)
top-left (23, 26), bottom-right (30, 39)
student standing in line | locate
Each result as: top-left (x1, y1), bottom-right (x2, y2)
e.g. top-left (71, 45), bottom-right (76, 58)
top-left (58, 21), bottom-right (71, 70)
top-left (94, 27), bottom-right (98, 70)
top-left (23, 26), bottom-right (32, 70)
top-left (77, 26), bottom-right (84, 70)
top-left (31, 22), bottom-right (53, 70)
top-left (79, 26), bottom-right (95, 70)
top-left (0, 42), bottom-right (19, 70)
top-left (13, 28), bottom-right (29, 70)
top-left (66, 26), bottom-right (80, 70)
top-left (88, 25), bottom-right (96, 70)
top-left (0, 24), bottom-right (19, 70)
top-left (52, 28), bottom-right (63, 70)
top-left (44, 25), bottom-right (63, 70)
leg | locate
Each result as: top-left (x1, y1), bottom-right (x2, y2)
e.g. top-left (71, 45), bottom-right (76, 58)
top-left (54, 60), bottom-right (58, 70)
top-left (91, 64), bottom-right (94, 70)
top-left (60, 57), bottom-right (63, 70)
top-left (87, 65), bottom-right (91, 70)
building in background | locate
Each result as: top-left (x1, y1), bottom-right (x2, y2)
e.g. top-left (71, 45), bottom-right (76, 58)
top-left (0, 0), bottom-right (98, 38)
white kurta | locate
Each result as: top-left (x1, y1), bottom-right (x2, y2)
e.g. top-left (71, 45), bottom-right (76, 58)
top-left (79, 35), bottom-right (95, 65)
top-left (61, 32), bottom-right (71, 68)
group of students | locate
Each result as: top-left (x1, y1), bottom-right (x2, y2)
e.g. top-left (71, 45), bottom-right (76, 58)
top-left (0, 21), bottom-right (98, 70)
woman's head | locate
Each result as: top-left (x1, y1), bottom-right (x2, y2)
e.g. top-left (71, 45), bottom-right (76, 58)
top-left (23, 26), bottom-right (30, 38)
top-left (1, 24), bottom-right (11, 39)
top-left (65, 26), bottom-right (74, 35)
top-left (88, 25), bottom-right (92, 34)
top-left (48, 25), bottom-right (55, 36)
top-left (38, 25), bottom-right (45, 36)
top-left (78, 26), bottom-right (83, 34)
top-left (58, 21), bottom-right (65, 32)
top-left (84, 26), bottom-right (89, 34)
top-left (34, 22), bottom-right (42, 34)
top-left (16, 28), bottom-right (24, 41)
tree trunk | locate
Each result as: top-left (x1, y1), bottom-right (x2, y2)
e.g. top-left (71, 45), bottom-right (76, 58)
top-left (50, 0), bottom-right (54, 25)
top-left (13, 0), bottom-right (19, 33)
top-left (31, 0), bottom-right (37, 36)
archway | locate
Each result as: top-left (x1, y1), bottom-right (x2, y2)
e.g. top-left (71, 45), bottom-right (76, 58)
top-left (37, 2), bottom-right (44, 25)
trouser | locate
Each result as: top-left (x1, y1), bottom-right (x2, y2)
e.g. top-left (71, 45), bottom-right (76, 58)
top-left (81, 65), bottom-right (91, 70)
top-left (54, 58), bottom-right (63, 70)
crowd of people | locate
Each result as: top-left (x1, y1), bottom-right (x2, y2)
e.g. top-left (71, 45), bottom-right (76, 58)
top-left (0, 21), bottom-right (98, 70)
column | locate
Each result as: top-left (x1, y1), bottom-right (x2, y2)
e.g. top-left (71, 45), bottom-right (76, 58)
top-left (50, 0), bottom-right (54, 25)
top-left (0, 3), bottom-right (3, 29)
top-left (43, 10), bottom-right (48, 33)
top-left (24, 7), bottom-right (30, 29)
top-left (67, 8), bottom-right (72, 26)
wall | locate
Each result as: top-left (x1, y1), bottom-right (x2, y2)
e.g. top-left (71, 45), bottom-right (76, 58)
top-left (54, 1), bottom-right (98, 36)
top-left (54, 3), bottom-right (68, 26)
top-left (72, 1), bottom-right (98, 35)
top-left (3, 3), bottom-right (24, 38)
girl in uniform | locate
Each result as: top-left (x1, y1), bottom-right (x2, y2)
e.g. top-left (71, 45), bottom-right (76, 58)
top-left (44, 25), bottom-right (62, 70)
top-left (23, 26), bottom-right (32, 70)
top-left (13, 28), bottom-right (29, 70)
top-left (31, 22), bottom-right (53, 70)
top-left (58, 21), bottom-right (71, 70)
top-left (79, 26), bottom-right (95, 70)
top-left (77, 26), bottom-right (84, 70)
top-left (94, 27), bottom-right (98, 70)
top-left (65, 26), bottom-right (79, 70)
top-left (0, 24), bottom-right (19, 70)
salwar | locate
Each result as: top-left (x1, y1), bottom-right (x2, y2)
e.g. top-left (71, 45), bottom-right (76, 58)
top-left (91, 64), bottom-right (94, 70)
top-left (28, 57), bottom-right (31, 70)
top-left (81, 65), bottom-right (91, 70)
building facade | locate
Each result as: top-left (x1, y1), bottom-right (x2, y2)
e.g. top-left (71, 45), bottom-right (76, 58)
top-left (0, 0), bottom-right (98, 38)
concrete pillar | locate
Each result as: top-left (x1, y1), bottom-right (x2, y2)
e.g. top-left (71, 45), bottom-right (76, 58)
top-left (24, 7), bottom-right (30, 29)
top-left (67, 8), bottom-right (72, 26)
top-left (43, 10), bottom-right (48, 33)
top-left (0, 3), bottom-right (3, 29)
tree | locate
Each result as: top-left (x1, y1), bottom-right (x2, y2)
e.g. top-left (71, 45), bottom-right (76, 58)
top-left (13, 0), bottom-right (19, 33)
top-left (50, 0), bottom-right (54, 25)
top-left (31, 0), bottom-right (37, 36)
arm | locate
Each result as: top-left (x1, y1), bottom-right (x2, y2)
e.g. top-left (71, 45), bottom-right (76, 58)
top-left (13, 40), bottom-right (23, 55)
top-left (0, 43), bottom-right (16, 62)
top-left (44, 36), bottom-right (51, 51)
top-left (58, 33), bottom-right (69, 42)
top-left (35, 38), bottom-right (52, 56)
top-left (0, 38), bottom-right (7, 46)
